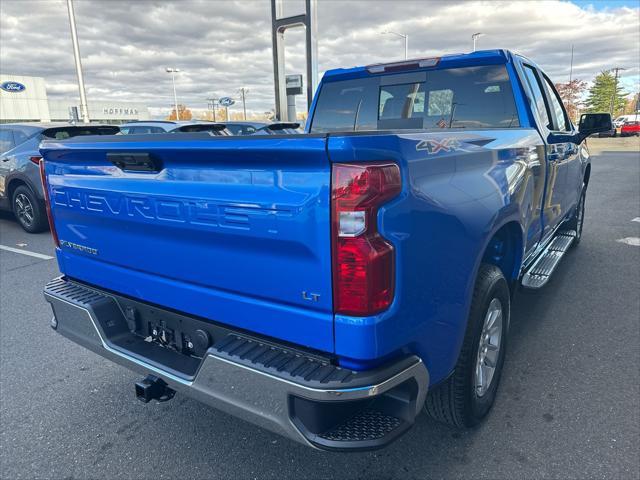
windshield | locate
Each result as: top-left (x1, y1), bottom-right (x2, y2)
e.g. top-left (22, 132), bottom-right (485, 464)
top-left (310, 64), bottom-right (520, 133)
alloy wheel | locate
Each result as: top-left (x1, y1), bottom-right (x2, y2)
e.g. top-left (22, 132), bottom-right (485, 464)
top-left (14, 193), bottom-right (34, 228)
top-left (474, 298), bottom-right (503, 398)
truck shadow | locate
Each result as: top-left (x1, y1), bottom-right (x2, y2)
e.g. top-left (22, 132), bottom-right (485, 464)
top-left (95, 265), bottom-right (581, 480)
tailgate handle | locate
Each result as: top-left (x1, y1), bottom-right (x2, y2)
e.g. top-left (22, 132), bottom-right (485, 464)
top-left (107, 152), bottom-right (161, 172)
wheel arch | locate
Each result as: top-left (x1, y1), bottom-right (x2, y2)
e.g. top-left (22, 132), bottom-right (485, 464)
top-left (480, 220), bottom-right (524, 291)
top-left (7, 177), bottom-right (30, 202)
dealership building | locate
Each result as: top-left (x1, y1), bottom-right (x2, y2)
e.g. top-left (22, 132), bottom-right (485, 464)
top-left (0, 74), bottom-right (150, 124)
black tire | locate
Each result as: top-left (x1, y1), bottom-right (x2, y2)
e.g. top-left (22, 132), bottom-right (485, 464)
top-left (425, 263), bottom-right (510, 428)
top-left (568, 187), bottom-right (586, 246)
top-left (12, 185), bottom-right (48, 233)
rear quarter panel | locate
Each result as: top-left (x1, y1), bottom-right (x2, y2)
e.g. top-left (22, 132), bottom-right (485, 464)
top-left (0, 137), bottom-right (44, 205)
top-left (328, 129), bottom-right (545, 383)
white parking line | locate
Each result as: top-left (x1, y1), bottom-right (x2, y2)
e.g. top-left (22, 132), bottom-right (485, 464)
top-left (616, 237), bottom-right (640, 247)
top-left (632, 217), bottom-right (640, 223)
top-left (0, 245), bottom-right (54, 260)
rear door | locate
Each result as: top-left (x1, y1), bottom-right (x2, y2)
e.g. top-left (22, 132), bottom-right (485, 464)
top-left (520, 64), bottom-right (571, 240)
top-left (41, 134), bottom-right (335, 353)
top-left (538, 71), bottom-right (581, 216)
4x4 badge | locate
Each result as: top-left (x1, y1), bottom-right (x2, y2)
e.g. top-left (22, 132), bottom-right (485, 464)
top-left (416, 138), bottom-right (462, 154)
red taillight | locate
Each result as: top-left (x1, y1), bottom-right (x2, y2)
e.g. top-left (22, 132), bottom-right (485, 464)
top-left (39, 159), bottom-right (59, 247)
top-left (331, 163), bottom-right (401, 316)
top-left (30, 156), bottom-right (42, 165)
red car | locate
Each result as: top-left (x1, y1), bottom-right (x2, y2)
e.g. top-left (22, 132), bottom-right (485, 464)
top-left (621, 121), bottom-right (640, 137)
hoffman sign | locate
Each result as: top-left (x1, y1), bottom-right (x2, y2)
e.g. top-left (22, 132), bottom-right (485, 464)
top-left (102, 107), bottom-right (139, 116)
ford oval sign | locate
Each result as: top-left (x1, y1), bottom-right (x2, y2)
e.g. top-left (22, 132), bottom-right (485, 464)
top-left (219, 96), bottom-right (235, 107)
top-left (0, 81), bottom-right (26, 93)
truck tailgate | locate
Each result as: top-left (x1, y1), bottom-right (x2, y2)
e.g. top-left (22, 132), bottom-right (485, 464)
top-left (40, 135), bottom-right (334, 352)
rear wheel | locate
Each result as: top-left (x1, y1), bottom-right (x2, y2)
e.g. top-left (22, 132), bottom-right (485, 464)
top-left (12, 185), bottom-right (48, 233)
top-left (425, 263), bottom-right (510, 427)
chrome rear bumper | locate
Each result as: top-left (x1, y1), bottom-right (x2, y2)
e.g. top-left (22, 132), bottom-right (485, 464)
top-left (45, 277), bottom-right (429, 451)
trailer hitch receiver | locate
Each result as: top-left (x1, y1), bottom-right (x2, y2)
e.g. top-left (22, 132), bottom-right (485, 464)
top-left (135, 375), bottom-right (176, 403)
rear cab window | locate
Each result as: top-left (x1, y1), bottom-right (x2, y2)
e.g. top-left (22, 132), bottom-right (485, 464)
top-left (310, 64), bottom-right (520, 133)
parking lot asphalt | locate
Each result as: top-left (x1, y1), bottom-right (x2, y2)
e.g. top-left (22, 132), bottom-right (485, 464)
top-left (1, 150), bottom-right (638, 480)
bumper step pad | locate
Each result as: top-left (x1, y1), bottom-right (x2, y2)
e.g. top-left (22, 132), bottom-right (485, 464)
top-left (318, 409), bottom-right (403, 442)
top-left (521, 230), bottom-right (576, 289)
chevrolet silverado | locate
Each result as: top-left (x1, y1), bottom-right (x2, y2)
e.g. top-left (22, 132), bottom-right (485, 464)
top-left (40, 50), bottom-right (611, 451)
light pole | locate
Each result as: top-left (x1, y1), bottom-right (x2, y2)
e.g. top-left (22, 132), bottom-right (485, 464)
top-left (609, 67), bottom-right (626, 116)
top-left (165, 68), bottom-right (180, 120)
top-left (239, 87), bottom-right (248, 120)
top-left (569, 44), bottom-right (574, 83)
top-left (66, 0), bottom-right (89, 123)
top-left (381, 30), bottom-right (408, 60)
top-left (207, 97), bottom-right (218, 122)
top-left (471, 32), bottom-right (484, 52)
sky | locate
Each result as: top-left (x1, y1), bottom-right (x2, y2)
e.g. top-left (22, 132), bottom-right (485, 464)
top-left (1, 0), bottom-right (638, 118)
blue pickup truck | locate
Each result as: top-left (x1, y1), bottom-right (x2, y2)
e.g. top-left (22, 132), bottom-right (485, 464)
top-left (40, 50), bottom-right (611, 451)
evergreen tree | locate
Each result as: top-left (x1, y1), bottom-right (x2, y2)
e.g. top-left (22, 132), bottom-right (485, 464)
top-left (585, 71), bottom-right (627, 114)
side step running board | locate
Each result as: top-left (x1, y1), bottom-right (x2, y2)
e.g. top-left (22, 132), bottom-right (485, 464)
top-left (521, 230), bottom-right (576, 289)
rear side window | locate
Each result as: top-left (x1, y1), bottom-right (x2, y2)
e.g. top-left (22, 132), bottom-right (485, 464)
top-left (0, 129), bottom-right (16, 153)
top-left (0, 125), bottom-right (40, 153)
top-left (310, 64), bottom-right (520, 132)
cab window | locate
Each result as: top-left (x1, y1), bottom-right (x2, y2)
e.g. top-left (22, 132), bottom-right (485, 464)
top-left (541, 74), bottom-right (570, 132)
top-left (522, 65), bottom-right (551, 129)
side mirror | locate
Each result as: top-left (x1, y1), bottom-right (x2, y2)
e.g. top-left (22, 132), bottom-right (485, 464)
top-left (577, 113), bottom-right (612, 142)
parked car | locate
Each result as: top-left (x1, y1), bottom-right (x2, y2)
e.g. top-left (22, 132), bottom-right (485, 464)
top-left (224, 121), bottom-right (267, 135)
top-left (253, 122), bottom-right (302, 135)
top-left (620, 120), bottom-right (640, 137)
top-left (597, 124), bottom-right (617, 137)
top-left (613, 114), bottom-right (639, 127)
top-left (0, 123), bottom-right (119, 232)
top-left (119, 121), bottom-right (179, 134)
top-left (121, 120), bottom-right (249, 136)
top-left (40, 50), bottom-right (610, 451)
